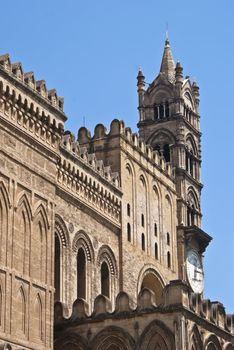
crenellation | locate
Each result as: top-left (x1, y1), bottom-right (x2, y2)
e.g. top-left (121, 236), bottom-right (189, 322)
top-left (54, 282), bottom-right (234, 340)
top-left (0, 53), bottom-right (66, 119)
top-left (0, 78), bottom-right (65, 152)
top-left (77, 120), bottom-right (175, 181)
top-left (57, 152), bottom-right (121, 225)
top-left (60, 132), bottom-right (120, 189)
top-left (0, 39), bottom-right (233, 350)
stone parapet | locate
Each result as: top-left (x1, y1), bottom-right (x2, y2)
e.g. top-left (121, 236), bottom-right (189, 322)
top-left (54, 280), bottom-right (234, 336)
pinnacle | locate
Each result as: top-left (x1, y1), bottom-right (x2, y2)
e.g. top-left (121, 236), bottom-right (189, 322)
top-left (160, 38), bottom-right (175, 83)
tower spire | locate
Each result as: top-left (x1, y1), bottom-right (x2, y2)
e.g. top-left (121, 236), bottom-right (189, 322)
top-left (160, 37), bottom-right (175, 83)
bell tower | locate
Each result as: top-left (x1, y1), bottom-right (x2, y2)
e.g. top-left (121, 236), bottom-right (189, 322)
top-left (137, 38), bottom-right (211, 284)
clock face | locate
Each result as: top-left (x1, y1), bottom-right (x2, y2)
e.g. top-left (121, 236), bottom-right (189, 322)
top-left (186, 250), bottom-right (204, 294)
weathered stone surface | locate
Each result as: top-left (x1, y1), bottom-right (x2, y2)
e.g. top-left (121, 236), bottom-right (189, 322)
top-left (0, 41), bottom-right (232, 350)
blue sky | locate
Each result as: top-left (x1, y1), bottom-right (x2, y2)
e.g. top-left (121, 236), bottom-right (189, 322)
top-left (2, 0), bottom-right (234, 311)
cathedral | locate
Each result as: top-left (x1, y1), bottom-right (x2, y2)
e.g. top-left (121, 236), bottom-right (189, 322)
top-left (0, 38), bottom-right (233, 350)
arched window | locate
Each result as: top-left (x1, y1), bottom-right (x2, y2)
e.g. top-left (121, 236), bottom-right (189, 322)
top-left (127, 203), bottom-right (130, 217)
top-left (101, 262), bottom-right (110, 298)
top-left (54, 234), bottom-right (61, 301)
top-left (127, 223), bottom-right (131, 242)
top-left (163, 144), bottom-right (170, 162)
top-left (154, 105), bottom-right (159, 120)
top-left (141, 233), bottom-right (145, 251)
top-left (167, 251), bottom-right (171, 268)
top-left (190, 153), bottom-right (194, 177)
top-left (77, 248), bottom-right (86, 299)
top-left (154, 223), bottom-right (157, 236)
top-left (165, 101), bottom-right (169, 117)
top-left (166, 232), bottom-right (170, 246)
top-left (141, 214), bottom-right (145, 227)
top-left (159, 104), bottom-right (164, 119)
top-left (154, 243), bottom-right (158, 260)
top-left (191, 205), bottom-right (195, 226)
top-left (187, 203), bottom-right (196, 226)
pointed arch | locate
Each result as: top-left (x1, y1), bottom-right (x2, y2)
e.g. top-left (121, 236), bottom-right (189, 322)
top-left (15, 192), bottom-right (32, 220)
top-left (0, 181), bottom-right (10, 265)
top-left (0, 181), bottom-right (11, 209)
top-left (183, 85), bottom-right (195, 109)
top-left (13, 197), bottom-right (31, 274)
top-left (33, 202), bottom-right (49, 229)
top-left (139, 319), bottom-right (175, 350)
top-left (186, 133), bottom-right (198, 156)
top-left (204, 335), bottom-right (222, 350)
top-left (34, 293), bottom-right (43, 341)
top-left (54, 333), bottom-right (88, 350)
top-left (31, 207), bottom-right (47, 283)
top-left (187, 187), bottom-right (200, 226)
top-left (189, 324), bottom-right (203, 350)
top-left (54, 215), bottom-right (70, 303)
top-left (15, 286), bottom-right (26, 334)
top-left (187, 187), bottom-right (199, 210)
top-left (146, 128), bottom-right (176, 148)
top-left (125, 159), bottom-right (136, 178)
top-left (90, 326), bottom-right (135, 350)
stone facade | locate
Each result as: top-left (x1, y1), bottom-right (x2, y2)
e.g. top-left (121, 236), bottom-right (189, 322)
top-left (0, 41), bottom-right (233, 349)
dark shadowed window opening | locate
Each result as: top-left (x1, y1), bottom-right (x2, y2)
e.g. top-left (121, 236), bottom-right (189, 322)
top-left (101, 262), bottom-right (110, 298)
top-left (141, 214), bottom-right (145, 227)
top-left (167, 251), bottom-right (171, 268)
top-left (159, 104), bottom-right (164, 119)
top-left (154, 223), bottom-right (157, 236)
top-left (127, 203), bottom-right (131, 216)
top-left (155, 243), bottom-right (158, 260)
top-left (167, 232), bottom-right (170, 246)
top-left (77, 248), bottom-right (86, 299)
top-left (165, 101), bottom-right (170, 117)
top-left (163, 144), bottom-right (170, 162)
top-left (141, 233), bottom-right (145, 251)
top-left (54, 234), bottom-right (61, 301)
top-left (127, 223), bottom-right (131, 242)
top-left (154, 106), bottom-right (159, 120)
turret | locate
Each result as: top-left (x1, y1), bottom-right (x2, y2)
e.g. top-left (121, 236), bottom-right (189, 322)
top-left (192, 81), bottom-right (200, 111)
top-left (175, 61), bottom-right (183, 97)
top-left (137, 68), bottom-right (145, 121)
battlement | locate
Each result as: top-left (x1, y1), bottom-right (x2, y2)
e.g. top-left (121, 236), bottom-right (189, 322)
top-left (54, 280), bottom-right (234, 336)
top-left (61, 131), bottom-right (120, 188)
top-left (57, 132), bottom-right (122, 226)
top-left (77, 119), bottom-right (175, 178)
top-left (0, 53), bottom-right (66, 129)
